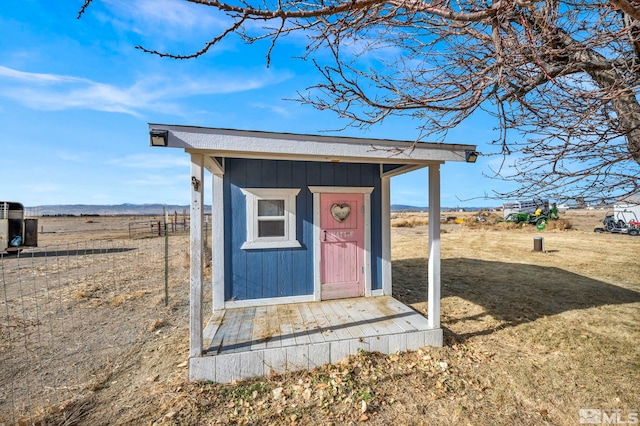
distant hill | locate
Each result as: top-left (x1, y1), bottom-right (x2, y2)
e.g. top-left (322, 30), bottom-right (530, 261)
top-left (391, 204), bottom-right (428, 212)
top-left (391, 204), bottom-right (497, 212)
top-left (28, 204), bottom-right (211, 216)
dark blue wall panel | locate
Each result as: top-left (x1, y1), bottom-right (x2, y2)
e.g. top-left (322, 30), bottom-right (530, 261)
top-left (382, 164), bottom-right (404, 174)
top-left (225, 158), bottom-right (382, 301)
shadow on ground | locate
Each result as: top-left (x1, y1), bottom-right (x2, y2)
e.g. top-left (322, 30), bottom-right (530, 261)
top-left (1, 247), bottom-right (137, 259)
top-left (393, 257), bottom-right (640, 341)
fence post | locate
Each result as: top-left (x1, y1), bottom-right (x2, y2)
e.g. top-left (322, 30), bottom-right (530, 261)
top-left (164, 211), bottom-right (169, 306)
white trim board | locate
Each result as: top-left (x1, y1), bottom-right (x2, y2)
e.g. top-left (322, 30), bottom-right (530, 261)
top-left (212, 173), bottom-right (225, 311)
top-left (190, 154), bottom-right (205, 357)
top-left (152, 124), bottom-right (476, 165)
top-left (308, 186), bottom-right (374, 194)
top-left (224, 295), bottom-right (315, 309)
top-left (380, 164), bottom-right (427, 178)
top-left (381, 176), bottom-right (392, 296)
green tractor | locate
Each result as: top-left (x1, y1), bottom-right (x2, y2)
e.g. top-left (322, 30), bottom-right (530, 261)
top-left (499, 211), bottom-right (550, 227)
top-left (497, 199), bottom-right (559, 229)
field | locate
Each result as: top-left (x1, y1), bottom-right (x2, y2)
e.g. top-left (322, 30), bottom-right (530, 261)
top-left (2, 210), bottom-right (639, 425)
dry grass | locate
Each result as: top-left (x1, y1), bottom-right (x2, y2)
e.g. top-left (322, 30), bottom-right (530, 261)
top-left (391, 213), bottom-right (430, 228)
top-left (387, 216), bottom-right (639, 425)
top-left (110, 290), bottom-right (149, 306)
top-left (392, 211), bottom-right (575, 231)
top-left (11, 211), bottom-right (640, 425)
top-left (148, 318), bottom-right (170, 332)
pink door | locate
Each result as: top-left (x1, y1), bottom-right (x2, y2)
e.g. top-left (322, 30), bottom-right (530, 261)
top-left (320, 193), bottom-right (365, 300)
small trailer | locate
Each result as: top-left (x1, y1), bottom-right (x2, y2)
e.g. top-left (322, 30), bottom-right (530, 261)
top-left (502, 198), bottom-right (550, 218)
top-left (593, 195), bottom-right (640, 236)
top-left (613, 195), bottom-right (640, 225)
top-left (0, 202), bottom-right (38, 253)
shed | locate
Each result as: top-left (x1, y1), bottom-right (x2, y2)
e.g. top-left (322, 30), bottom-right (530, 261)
top-left (148, 124), bottom-right (478, 382)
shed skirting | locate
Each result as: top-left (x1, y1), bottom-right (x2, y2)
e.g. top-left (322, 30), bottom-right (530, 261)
top-left (190, 329), bottom-right (442, 383)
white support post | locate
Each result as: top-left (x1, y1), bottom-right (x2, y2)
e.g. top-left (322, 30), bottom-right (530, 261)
top-left (427, 164), bottom-right (441, 329)
top-left (364, 192), bottom-right (372, 297)
top-left (312, 192), bottom-right (321, 301)
top-left (190, 154), bottom-right (205, 358)
top-left (212, 172), bottom-right (225, 311)
top-left (381, 175), bottom-right (392, 295)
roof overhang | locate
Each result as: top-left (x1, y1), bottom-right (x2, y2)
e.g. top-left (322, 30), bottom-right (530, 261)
top-left (616, 194), bottom-right (640, 204)
top-left (148, 124), bottom-right (478, 170)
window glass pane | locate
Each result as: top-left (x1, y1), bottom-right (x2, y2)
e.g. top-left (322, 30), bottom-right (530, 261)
top-left (258, 199), bottom-right (284, 217)
top-left (258, 220), bottom-right (285, 237)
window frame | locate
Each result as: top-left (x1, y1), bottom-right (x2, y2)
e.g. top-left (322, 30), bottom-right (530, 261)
top-left (240, 188), bottom-right (301, 250)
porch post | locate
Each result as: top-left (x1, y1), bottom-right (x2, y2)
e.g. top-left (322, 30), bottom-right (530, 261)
top-left (190, 154), bottom-right (204, 358)
top-left (381, 175), bottom-right (392, 295)
top-left (212, 172), bottom-right (225, 311)
top-left (427, 164), bottom-right (441, 329)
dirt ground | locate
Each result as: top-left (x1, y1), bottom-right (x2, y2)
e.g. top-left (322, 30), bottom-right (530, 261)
top-left (5, 209), bottom-right (640, 425)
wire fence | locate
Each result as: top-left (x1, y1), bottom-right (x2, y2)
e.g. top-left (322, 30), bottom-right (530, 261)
top-left (127, 217), bottom-right (191, 239)
top-left (0, 224), bottom-right (202, 425)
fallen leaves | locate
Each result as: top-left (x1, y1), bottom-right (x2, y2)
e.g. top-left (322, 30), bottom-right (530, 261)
top-left (152, 344), bottom-right (497, 425)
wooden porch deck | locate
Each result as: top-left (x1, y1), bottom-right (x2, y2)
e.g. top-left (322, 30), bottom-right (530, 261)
top-left (189, 296), bottom-right (443, 383)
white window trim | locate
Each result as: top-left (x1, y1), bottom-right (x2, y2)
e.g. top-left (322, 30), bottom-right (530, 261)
top-left (240, 188), bottom-right (301, 250)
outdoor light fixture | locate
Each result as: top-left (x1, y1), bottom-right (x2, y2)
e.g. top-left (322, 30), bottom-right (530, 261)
top-left (150, 129), bottom-right (169, 147)
top-left (465, 150), bottom-right (479, 163)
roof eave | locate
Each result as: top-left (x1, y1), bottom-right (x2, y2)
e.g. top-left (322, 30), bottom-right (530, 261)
top-left (148, 123), bottom-right (478, 165)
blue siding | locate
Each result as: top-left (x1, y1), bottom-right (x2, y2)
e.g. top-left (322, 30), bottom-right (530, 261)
top-left (245, 160), bottom-right (264, 299)
top-left (227, 162), bottom-right (247, 301)
top-left (225, 159), bottom-right (382, 301)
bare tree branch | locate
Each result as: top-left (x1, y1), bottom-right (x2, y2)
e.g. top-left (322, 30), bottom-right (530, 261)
top-left (610, 0), bottom-right (640, 21)
top-left (78, 0), bottom-right (640, 203)
top-left (135, 16), bottom-right (249, 59)
top-left (77, 0), bottom-right (93, 19)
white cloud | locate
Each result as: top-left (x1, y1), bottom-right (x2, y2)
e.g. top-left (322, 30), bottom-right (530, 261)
top-left (0, 65), bottom-right (293, 116)
top-left (101, 0), bottom-right (228, 36)
top-left (249, 102), bottom-right (293, 117)
top-left (57, 152), bottom-right (91, 162)
top-left (0, 65), bottom-right (90, 85)
top-left (134, 0), bottom-right (222, 28)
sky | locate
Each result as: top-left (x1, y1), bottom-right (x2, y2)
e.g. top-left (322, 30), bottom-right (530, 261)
top-left (0, 0), bottom-right (510, 209)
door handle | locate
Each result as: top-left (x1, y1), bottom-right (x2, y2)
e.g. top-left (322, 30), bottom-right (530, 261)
top-left (323, 230), bottom-right (327, 241)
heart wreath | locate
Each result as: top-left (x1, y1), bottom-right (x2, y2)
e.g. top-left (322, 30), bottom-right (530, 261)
top-left (330, 203), bottom-right (351, 223)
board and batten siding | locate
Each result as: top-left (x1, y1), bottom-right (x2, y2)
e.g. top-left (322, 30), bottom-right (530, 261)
top-left (224, 158), bottom-right (383, 302)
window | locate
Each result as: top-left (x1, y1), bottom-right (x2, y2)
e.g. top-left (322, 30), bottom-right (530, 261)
top-left (241, 188), bottom-right (301, 249)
